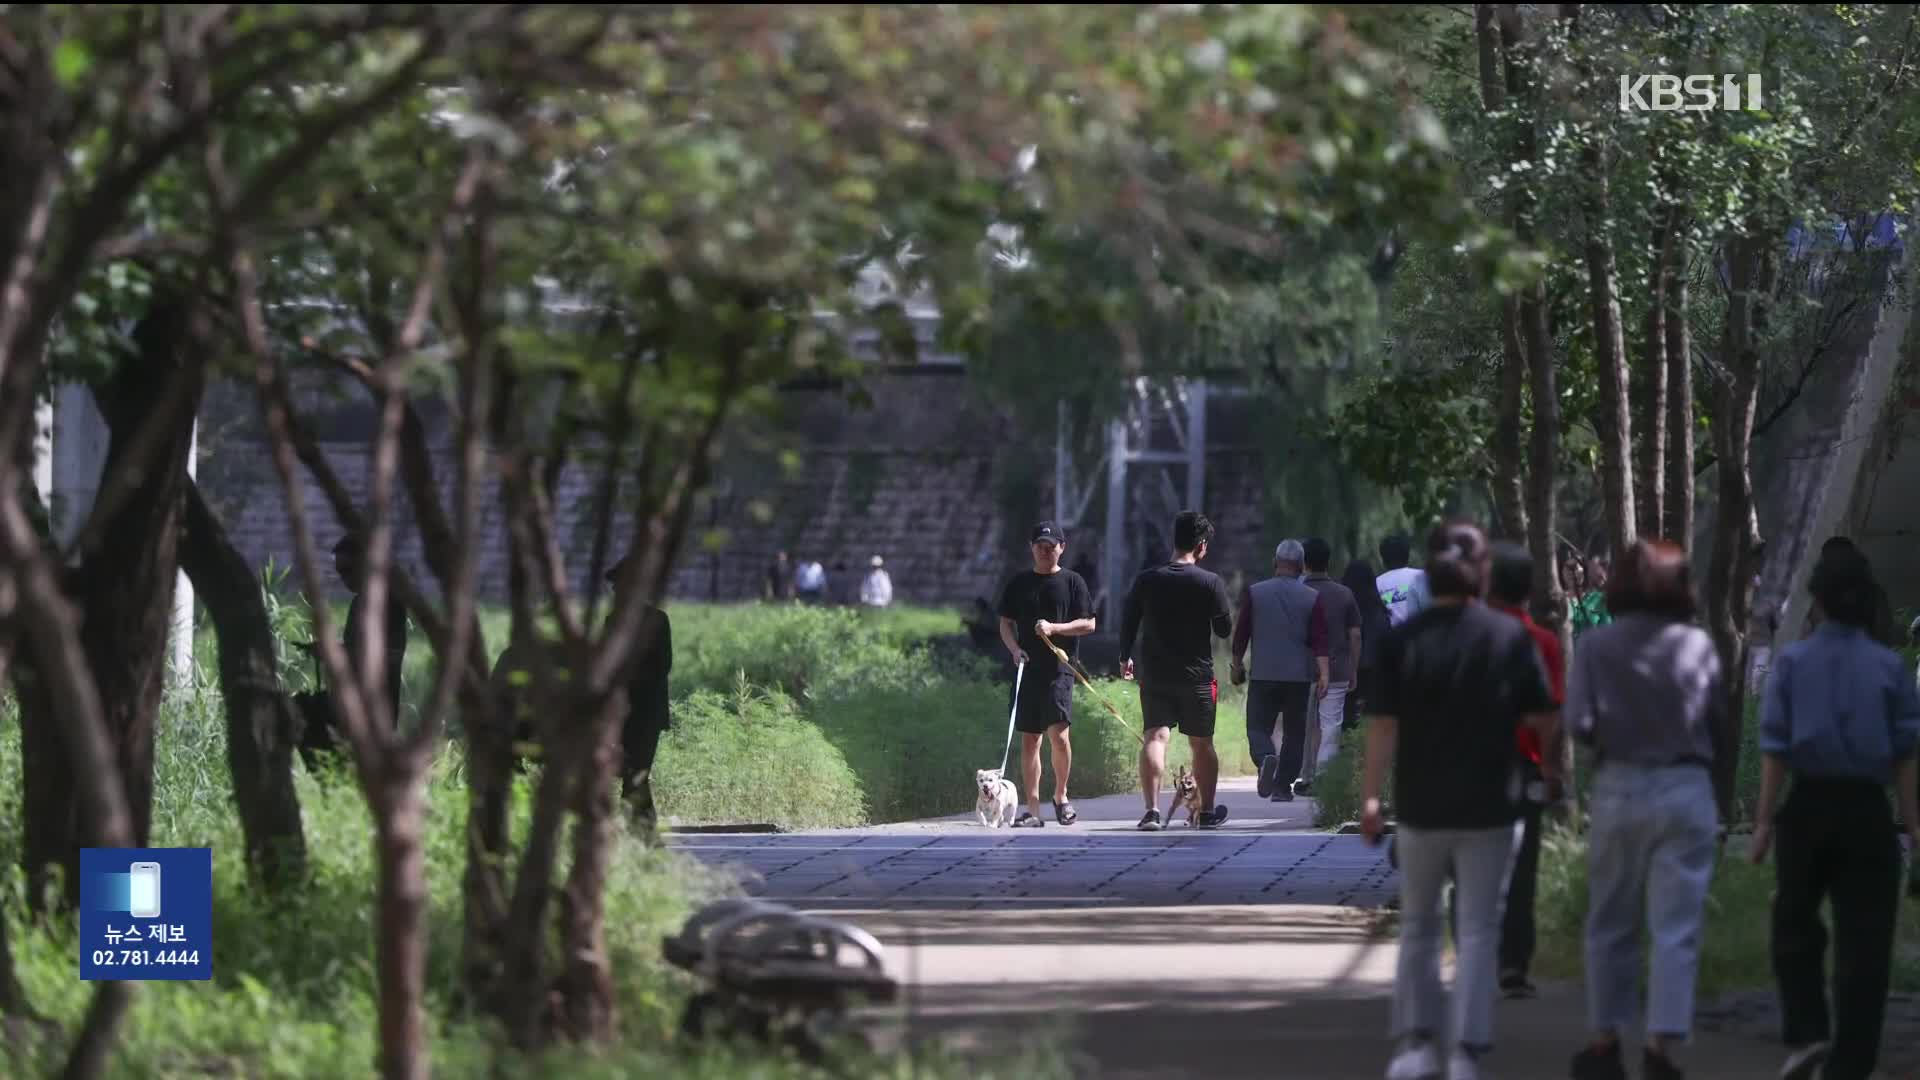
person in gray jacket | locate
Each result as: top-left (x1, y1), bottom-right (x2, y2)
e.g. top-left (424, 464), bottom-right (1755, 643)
top-left (1566, 541), bottom-right (1725, 1080)
top-left (1230, 539), bottom-right (1330, 803)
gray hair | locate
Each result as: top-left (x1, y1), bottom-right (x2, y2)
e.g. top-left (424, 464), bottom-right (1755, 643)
top-left (1273, 539), bottom-right (1305, 565)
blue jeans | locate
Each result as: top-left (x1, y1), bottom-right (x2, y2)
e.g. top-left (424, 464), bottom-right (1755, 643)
top-left (1393, 822), bottom-right (1523, 1052)
top-left (1584, 763), bottom-right (1718, 1040)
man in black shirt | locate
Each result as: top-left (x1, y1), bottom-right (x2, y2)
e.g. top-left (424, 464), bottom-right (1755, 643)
top-left (1120, 510), bottom-right (1234, 831)
top-left (997, 522), bottom-right (1097, 827)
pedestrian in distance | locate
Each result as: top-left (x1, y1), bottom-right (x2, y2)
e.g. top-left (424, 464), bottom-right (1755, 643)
top-left (1375, 532), bottom-right (1431, 628)
top-left (1300, 537), bottom-right (1361, 787)
top-left (1565, 541), bottom-right (1722, 1080)
top-left (860, 554), bottom-right (894, 608)
top-left (1361, 519), bottom-right (1559, 1080)
top-left (1121, 510), bottom-right (1234, 831)
top-left (1229, 539), bottom-right (1331, 803)
top-left (1484, 542), bottom-right (1563, 1004)
top-left (996, 522), bottom-right (1097, 827)
top-left (794, 557), bottom-right (827, 604)
top-left (765, 549), bottom-right (795, 602)
top-left (1342, 557), bottom-right (1393, 730)
top-left (1750, 544), bottom-right (1920, 1080)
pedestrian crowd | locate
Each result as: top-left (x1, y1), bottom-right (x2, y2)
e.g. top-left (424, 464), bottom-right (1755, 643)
top-left (988, 508), bottom-right (1916, 1080)
top-left (764, 548), bottom-right (895, 608)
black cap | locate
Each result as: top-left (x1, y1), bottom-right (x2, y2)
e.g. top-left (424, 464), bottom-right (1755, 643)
top-left (605, 556), bottom-right (629, 584)
top-left (1029, 522), bottom-right (1063, 545)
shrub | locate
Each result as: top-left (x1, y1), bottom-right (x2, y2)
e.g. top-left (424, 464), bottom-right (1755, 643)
top-left (654, 681), bottom-right (867, 829)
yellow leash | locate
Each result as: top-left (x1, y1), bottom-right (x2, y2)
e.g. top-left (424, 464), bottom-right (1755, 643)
top-left (1037, 631), bottom-right (1146, 747)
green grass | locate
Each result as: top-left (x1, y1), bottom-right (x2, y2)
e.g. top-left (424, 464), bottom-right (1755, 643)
top-left (199, 596), bottom-right (1258, 830)
top-left (0, 688), bottom-right (1062, 1078)
top-left (1531, 822), bottom-right (1920, 997)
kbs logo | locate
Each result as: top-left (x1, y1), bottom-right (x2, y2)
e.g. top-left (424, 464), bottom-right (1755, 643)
top-left (1619, 74), bottom-right (1763, 112)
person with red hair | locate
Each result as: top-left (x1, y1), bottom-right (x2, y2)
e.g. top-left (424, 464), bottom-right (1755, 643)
top-left (1567, 540), bottom-right (1724, 1080)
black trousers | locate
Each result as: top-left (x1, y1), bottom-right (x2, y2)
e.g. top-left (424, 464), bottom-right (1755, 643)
top-left (1246, 679), bottom-right (1311, 787)
top-left (1499, 803), bottom-right (1543, 976)
top-left (622, 721), bottom-right (667, 838)
top-left (1771, 776), bottom-right (1903, 1080)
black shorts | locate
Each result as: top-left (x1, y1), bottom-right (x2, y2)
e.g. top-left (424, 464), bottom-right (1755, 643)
top-left (1010, 668), bottom-right (1074, 735)
top-left (1140, 680), bottom-right (1218, 739)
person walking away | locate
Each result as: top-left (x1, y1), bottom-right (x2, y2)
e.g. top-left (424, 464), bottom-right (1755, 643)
top-left (1343, 558), bottom-right (1392, 730)
top-left (1376, 533), bottom-right (1430, 628)
top-left (1484, 543), bottom-right (1564, 1003)
top-left (1570, 554), bottom-right (1613, 640)
top-left (1359, 519), bottom-right (1559, 1080)
top-left (605, 557), bottom-right (675, 841)
top-left (1301, 537), bottom-right (1361, 787)
top-left (297, 532), bottom-right (411, 769)
top-left (1121, 510), bottom-right (1235, 831)
top-left (830, 560), bottom-right (853, 605)
top-left (1749, 545), bottom-right (1920, 1080)
top-left (794, 557), bottom-right (827, 605)
top-left (996, 522), bottom-right (1097, 827)
top-left (860, 555), bottom-right (894, 608)
top-left (765, 550), bottom-right (794, 602)
top-left (1229, 539), bottom-right (1330, 803)
top-left (1564, 541), bottom-right (1722, 1080)
top-left (1800, 537), bottom-right (1900, 647)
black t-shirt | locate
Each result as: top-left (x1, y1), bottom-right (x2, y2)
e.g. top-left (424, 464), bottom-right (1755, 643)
top-left (997, 569), bottom-right (1094, 677)
top-left (1373, 602), bottom-right (1554, 829)
top-left (1119, 561), bottom-right (1234, 687)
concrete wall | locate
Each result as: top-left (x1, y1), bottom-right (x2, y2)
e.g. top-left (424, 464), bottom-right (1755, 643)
top-left (191, 367), bottom-right (1284, 611)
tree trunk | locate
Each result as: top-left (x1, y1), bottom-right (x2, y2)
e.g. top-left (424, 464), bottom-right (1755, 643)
top-left (1704, 230), bottom-right (1774, 814)
top-left (462, 515), bottom-right (527, 1010)
top-left (1501, 4), bottom-right (1574, 802)
top-left (1478, 3), bottom-right (1528, 543)
top-left (1635, 212), bottom-right (1674, 538)
top-left (553, 692), bottom-right (624, 1043)
top-left (1568, 4), bottom-right (1635, 555)
top-left (1663, 253), bottom-right (1695, 547)
top-left (21, 302), bottom-right (201, 908)
top-left (372, 758), bottom-right (432, 1080)
top-left (180, 480), bottom-right (307, 890)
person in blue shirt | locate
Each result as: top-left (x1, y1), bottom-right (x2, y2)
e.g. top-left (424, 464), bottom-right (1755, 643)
top-left (1749, 545), bottom-right (1920, 1080)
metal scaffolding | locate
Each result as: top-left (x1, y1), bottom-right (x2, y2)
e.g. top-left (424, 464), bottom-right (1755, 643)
top-left (1050, 376), bottom-right (1210, 632)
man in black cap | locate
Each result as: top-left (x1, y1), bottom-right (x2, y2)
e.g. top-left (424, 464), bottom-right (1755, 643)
top-left (297, 532), bottom-right (410, 768)
top-left (605, 555), bottom-right (674, 840)
top-left (996, 521), bottom-right (1097, 827)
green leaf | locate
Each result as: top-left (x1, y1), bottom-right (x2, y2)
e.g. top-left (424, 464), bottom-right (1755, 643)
top-left (53, 40), bottom-right (93, 87)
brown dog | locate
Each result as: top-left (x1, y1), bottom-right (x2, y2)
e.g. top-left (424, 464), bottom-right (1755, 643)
top-left (1166, 764), bottom-right (1202, 828)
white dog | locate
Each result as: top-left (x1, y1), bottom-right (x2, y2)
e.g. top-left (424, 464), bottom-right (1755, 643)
top-left (975, 768), bottom-right (1018, 828)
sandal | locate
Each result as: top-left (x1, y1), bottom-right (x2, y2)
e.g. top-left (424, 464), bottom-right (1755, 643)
top-left (1012, 812), bottom-right (1044, 828)
top-left (1054, 800), bottom-right (1078, 826)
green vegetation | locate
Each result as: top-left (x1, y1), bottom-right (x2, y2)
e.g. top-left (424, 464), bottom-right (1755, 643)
top-left (0, 692), bottom-right (1062, 1079)
top-left (1531, 824), bottom-right (1920, 997)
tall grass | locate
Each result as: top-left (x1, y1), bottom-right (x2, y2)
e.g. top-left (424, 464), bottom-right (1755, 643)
top-left (1, 689), bottom-right (1055, 1078)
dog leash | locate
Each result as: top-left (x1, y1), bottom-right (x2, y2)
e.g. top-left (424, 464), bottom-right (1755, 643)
top-left (1037, 632), bottom-right (1147, 747)
top-left (998, 660), bottom-right (1025, 774)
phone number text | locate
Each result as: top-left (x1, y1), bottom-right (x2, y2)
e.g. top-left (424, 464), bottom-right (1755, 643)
top-left (89, 950), bottom-right (200, 966)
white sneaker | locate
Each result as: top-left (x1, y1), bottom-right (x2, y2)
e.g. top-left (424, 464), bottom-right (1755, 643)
top-left (1386, 1039), bottom-right (1442, 1080)
top-left (1446, 1049), bottom-right (1481, 1080)
top-left (1778, 1042), bottom-right (1830, 1080)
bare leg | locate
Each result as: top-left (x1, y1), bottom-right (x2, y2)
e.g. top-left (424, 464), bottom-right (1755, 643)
top-left (1020, 733), bottom-right (1044, 818)
top-left (1140, 728), bottom-right (1170, 810)
top-left (1047, 723), bottom-right (1072, 804)
top-left (1189, 735), bottom-right (1220, 810)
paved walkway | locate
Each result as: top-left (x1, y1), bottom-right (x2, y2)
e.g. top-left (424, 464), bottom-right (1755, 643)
top-left (675, 777), bottom-right (1795, 1079)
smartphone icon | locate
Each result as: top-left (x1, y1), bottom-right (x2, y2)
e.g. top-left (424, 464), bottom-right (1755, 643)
top-left (128, 862), bottom-right (161, 919)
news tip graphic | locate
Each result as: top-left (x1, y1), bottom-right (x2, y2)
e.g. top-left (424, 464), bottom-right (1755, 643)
top-left (79, 848), bottom-right (212, 982)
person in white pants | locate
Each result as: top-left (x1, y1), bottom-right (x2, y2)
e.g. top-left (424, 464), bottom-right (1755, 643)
top-left (1299, 537), bottom-right (1363, 788)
